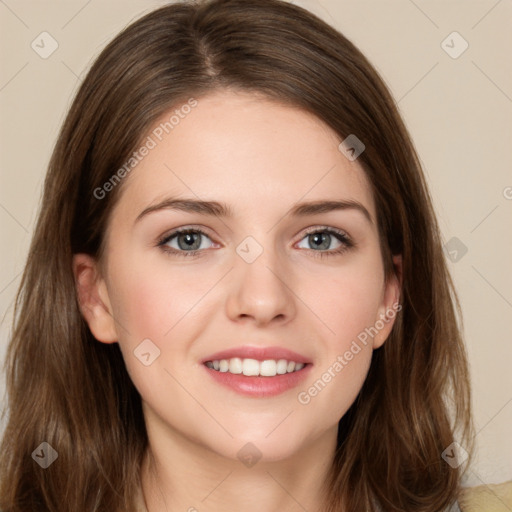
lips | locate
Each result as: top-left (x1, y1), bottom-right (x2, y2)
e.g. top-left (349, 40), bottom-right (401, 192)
top-left (201, 345), bottom-right (313, 398)
top-left (201, 346), bottom-right (311, 365)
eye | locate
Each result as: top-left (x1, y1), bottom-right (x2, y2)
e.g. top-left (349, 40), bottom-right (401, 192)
top-left (296, 227), bottom-right (354, 257)
top-left (158, 228), bottom-right (215, 257)
top-left (157, 226), bottom-right (354, 259)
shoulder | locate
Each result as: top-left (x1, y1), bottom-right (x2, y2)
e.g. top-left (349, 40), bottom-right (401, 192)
top-left (458, 480), bottom-right (512, 511)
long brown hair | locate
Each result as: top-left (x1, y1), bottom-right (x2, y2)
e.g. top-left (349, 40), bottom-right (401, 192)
top-left (0, 0), bottom-right (473, 510)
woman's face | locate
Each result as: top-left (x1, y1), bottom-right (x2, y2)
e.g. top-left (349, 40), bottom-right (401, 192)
top-left (76, 89), bottom-right (400, 462)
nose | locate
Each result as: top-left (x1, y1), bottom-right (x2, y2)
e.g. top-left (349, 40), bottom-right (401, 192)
top-left (225, 242), bottom-right (297, 327)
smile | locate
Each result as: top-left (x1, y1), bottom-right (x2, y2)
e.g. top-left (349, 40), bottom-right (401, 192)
top-left (204, 358), bottom-right (306, 377)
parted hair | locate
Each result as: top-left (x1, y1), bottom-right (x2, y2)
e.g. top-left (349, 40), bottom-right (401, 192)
top-left (0, 0), bottom-right (473, 510)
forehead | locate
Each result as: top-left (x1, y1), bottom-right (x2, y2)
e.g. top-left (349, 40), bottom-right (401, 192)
top-left (111, 90), bottom-right (375, 224)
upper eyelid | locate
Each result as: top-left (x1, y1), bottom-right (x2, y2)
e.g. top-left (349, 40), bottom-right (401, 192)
top-left (158, 225), bottom-right (215, 242)
top-left (299, 225), bottom-right (349, 237)
top-left (293, 225), bottom-right (352, 245)
top-left (158, 225), bottom-right (352, 247)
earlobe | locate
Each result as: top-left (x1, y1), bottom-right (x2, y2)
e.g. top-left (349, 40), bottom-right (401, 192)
top-left (372, 254), bottom-right (402, 349)
top-left (72, 253), bottom-right (118, 344)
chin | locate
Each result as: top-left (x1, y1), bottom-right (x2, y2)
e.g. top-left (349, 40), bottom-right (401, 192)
top-left (209, 428), bottom-right (311, 465)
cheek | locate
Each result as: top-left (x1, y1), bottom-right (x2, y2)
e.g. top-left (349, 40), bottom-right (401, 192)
top-left (307, 256), bottom-right (385, 353)
top-left (105, 255), bottom-right (221, 395)
top-left (105, 259), bottom-right (203, 406)
top-left (107, 255), bottom-right (212, 344)
top-left (296, 255), bottom-right (383, 418)
top-left (298, 345), bottom-right (372, 433)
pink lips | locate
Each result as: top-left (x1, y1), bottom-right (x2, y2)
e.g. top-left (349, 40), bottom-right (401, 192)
top-left (201, 346), bottom-right (311, 365)
top-left (201, 345), bottom-right (313, 398)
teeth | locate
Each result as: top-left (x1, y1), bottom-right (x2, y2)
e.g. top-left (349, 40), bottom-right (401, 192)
top-left (229, 357), bottom-right (243, 374)
top-left (260, 360), bottom-right (276, 377)
top-left (205, 357), bottom-right (307, 376)
top-left (242, 358), bottom-right (260, 376)
top-left (276, 359), bottom-right (288, 374)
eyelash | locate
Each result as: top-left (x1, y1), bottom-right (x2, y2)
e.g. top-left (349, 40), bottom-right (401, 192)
top-left (156, 226), bottom-right (355, 259)
top-left (157, 227), bottom-right (213, 259)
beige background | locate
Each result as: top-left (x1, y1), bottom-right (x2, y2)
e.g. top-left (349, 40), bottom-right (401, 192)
top-left (1, 0), bottom-right (511, 491)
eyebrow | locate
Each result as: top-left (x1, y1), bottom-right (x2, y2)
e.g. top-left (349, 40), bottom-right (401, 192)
top-left (135, 197), bottom-right (373, 225)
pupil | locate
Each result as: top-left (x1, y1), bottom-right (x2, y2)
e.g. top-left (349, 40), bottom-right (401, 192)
top-left (179, 233), bottom-right (200, 250)
top-left (310, 233), bottom-right (330, 250)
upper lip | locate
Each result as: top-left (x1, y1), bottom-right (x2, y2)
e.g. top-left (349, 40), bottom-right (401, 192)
top-left (201, 346), bottom-right (311, 364)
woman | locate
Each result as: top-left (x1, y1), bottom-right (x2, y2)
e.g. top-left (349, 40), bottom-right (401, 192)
top-left (0, 0), bottom-right (473, 510)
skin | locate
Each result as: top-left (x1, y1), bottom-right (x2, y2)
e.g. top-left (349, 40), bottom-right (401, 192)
top-left (74, 89), bottom-right (401, 512)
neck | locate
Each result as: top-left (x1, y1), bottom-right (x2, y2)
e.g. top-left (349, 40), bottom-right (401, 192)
top-left (139, 414), bottom-right (337, 512)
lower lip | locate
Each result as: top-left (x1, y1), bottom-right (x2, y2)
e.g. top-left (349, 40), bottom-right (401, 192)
top-left (203, 364), bottom-right (313, 398)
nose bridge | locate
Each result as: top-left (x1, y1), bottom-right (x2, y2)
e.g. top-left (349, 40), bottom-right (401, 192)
top-left (225, 234), bottom-right (296, 325)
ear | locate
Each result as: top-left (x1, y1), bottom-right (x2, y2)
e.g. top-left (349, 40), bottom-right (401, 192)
top-left (372, 254), bottom-right (402, 349)
top-left (72, 253), bottom-right (118, 344)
